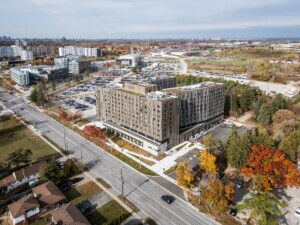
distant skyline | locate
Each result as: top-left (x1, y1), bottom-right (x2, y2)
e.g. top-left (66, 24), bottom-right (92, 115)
top-left (1, 0), bottom-right (300, 39)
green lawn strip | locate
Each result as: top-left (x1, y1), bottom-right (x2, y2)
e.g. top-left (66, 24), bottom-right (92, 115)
top-left (64, 181), bottom-right (102, 205)
top-left (114, 151), bottom-right (157, 176)
top-left (86, 200), bottom-right (130, 225)
top-left (117, 195), bottom-right (140, 213)
top-left (175, 143), bottom-right (187, 152)
top-left (0, 116), bottom-right (56, 164)
top-left (76, 119), bottom-right (90, 127)
top-left (164, 165), bottom-right (177, 175)
top-left (42, 113), bottom-right (157, 176)
top-left (96, 177), bottom-right (111, 189)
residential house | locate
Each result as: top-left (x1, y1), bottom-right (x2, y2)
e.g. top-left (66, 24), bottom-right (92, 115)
top-left (49, 203), bottom-right (91, 225)
top-left (32, 181), bottom-right (66, 211)
top-left (8, 194), bottom-right (40, 225)
top-left (0, 161), bottom-right (46, 193)
top-left (7, 181), bottom-right (66, 225)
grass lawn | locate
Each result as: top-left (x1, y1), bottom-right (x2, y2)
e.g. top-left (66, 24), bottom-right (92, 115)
top-left (112, 136), bottom-right (155, 159)
top-left (164, 165), bottom-right (176, 175)
top-left (96, 177), bottom-right (111, 189)
top-left (0, 116), bottom-right (57, 164)
top-left (87, 200), bottom-right (130, 225)
top-left (64, 181), bottom-right (102, 205)
top-left (175, 143), bottom-right (187, 152)
top-left (113, 151), bottom-right (157, 176)
top-left (95, 141), bottom-right (157, 176)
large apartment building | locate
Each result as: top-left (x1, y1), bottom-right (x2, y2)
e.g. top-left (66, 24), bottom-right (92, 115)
top-left (163, 83), bottom-right (225, 143)
top-left (96, 78), bottom-right (225, 156)
top-left (58, 46), bottom-right (102, 57)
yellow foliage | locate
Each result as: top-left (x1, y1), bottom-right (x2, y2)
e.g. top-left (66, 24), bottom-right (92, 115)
top-left (199, 150), bottom-right (218, 173)
top-left (176, 162), bottom-right (194, 188)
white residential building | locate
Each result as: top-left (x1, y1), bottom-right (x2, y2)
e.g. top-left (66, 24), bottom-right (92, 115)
top-left (20, 50), bottom-right (34, 61)
top-left (58, 46), bottom-right (102, 57)
top-left (0, 161), bottom-right (46, 193)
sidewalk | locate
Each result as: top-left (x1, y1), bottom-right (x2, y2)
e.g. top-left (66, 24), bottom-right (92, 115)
top-left (150, 142), bottom-right (203, 174)
top-left (13, 111), bottom-right (141, 221)
top-left (108, 140), bottom-right (178, 184)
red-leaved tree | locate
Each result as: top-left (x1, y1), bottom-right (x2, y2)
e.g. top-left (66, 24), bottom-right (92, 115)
top-left (242, 145), bottom-right (300, 193)
top-left (82, 125), bottom-right (107, 143)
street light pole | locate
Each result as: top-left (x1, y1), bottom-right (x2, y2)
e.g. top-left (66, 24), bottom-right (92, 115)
top-left (121, 169), bottom-right (124, 198)
top-left (63, 127), bottom-right (68, 152)
top-left (139, 149), bottom-right (142, 170)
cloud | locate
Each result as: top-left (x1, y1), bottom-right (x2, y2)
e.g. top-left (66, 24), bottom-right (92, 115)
top-left (0, 0), bottom-right (299, 38)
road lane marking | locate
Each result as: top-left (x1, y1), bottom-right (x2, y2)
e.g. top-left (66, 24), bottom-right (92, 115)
top-left (17, 101), bottom-right (219, 225)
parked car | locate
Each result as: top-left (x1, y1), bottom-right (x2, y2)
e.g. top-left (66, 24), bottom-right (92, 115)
top-left (78, 201), bottom-right (94, 215)
top-left (217, 172), bottom-right (225, 179)
top-left (68, 177), bottom-right (83, 185)
top-left (29, 178), bottom-right (40, 187)
top-left (295, 207), bottom-right (300, 217)
top-left (236, 181), bottom-right (244, 189)
top-left (60, 184), bottom-right (71, 192)
top-left (229, 208), bottom-right (237, 217)
top-left (161, 195), bottom-right (175, 204)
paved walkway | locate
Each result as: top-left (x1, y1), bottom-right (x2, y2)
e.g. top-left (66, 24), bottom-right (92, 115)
top-left (150, 142), bottom-right (203, 174)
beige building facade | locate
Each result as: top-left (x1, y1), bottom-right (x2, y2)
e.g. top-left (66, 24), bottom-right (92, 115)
top-left (96, 80), bottom-right (225, 156)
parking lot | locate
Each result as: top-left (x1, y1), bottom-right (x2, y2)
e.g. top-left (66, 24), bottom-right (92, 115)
top-left (55, 95), bottom-right (97, 120)
top-left (57, 76), bottom-right (115, 98)
top-left (208, 122), bottom-right (249, 144)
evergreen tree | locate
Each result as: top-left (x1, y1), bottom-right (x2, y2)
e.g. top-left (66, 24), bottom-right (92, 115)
top-left (270, 94), bottom-right (287, 113)
top-left (39, 160), bottom-right (64, 182)
top-left (7, 148), bottom-right (32, 168)
top-left (226, 132), bottom-right (251, 168)
top-left (237, 192), bottom-right (286, 225)
top-left (258, 103), bottom-right (273, 125)
top-left (279, 130), bottom-right (300, 162)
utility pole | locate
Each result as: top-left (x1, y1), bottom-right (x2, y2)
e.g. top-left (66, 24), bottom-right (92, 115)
top-left (63, 127), bottom-right (68, 152)
top-left (121, 169), bottom-right (124, 198)
top-left (139, 149), bottom-right (142, 170)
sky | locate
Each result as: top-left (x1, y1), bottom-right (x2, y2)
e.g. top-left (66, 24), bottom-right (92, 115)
top-left (0, 0), bottom-right (300, 39)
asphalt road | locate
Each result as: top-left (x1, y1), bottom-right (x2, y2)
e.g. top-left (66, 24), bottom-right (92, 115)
top-left (0, 88), bottom-right (219, 225)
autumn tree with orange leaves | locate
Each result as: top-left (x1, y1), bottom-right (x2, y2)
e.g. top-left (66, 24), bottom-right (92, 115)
top-left (82, 125), bottom-right (108, 143)
top-left (200, 179), bottom-right (236, 212)
top-left (176, 162), bottom-right (195, 189)
top-left (242, 145), bottom-right (300, 193)
top-left (199, 150), bottom-right (218, 174)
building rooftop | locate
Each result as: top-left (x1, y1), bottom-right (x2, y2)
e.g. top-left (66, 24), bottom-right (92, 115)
top-left (8, 194), bottom-right (39, 218)
top-left (119, 88), bottom-right (144, 96)
top-left (32, 181), bottom-right (66, 207)
top-left (117, 54), bottom-right (140, 60)
top-left (0, 161), bottom-right (46, 188)
top-left (51, 203), bottom-right (91, 225)
top-left (164, 82), bottom-right (223, 94)
top-left (147, 91), bottom-right (176, 100)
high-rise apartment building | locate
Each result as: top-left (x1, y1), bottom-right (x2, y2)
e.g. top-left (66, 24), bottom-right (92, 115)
top-left (29, 45), bottom-right (56, 56)
top-left (97, 82), bottom-right (180, 156)
top-left (0, 45), bottom-right (23, 58)
top-left (96, 78), bottom-right (225, 156)
top-left (54, 56), bottom-right (91, 75)
top-left (58, 46), bottom-right (102, 57)
top-left (20, 50), bottom-right (33, 61)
